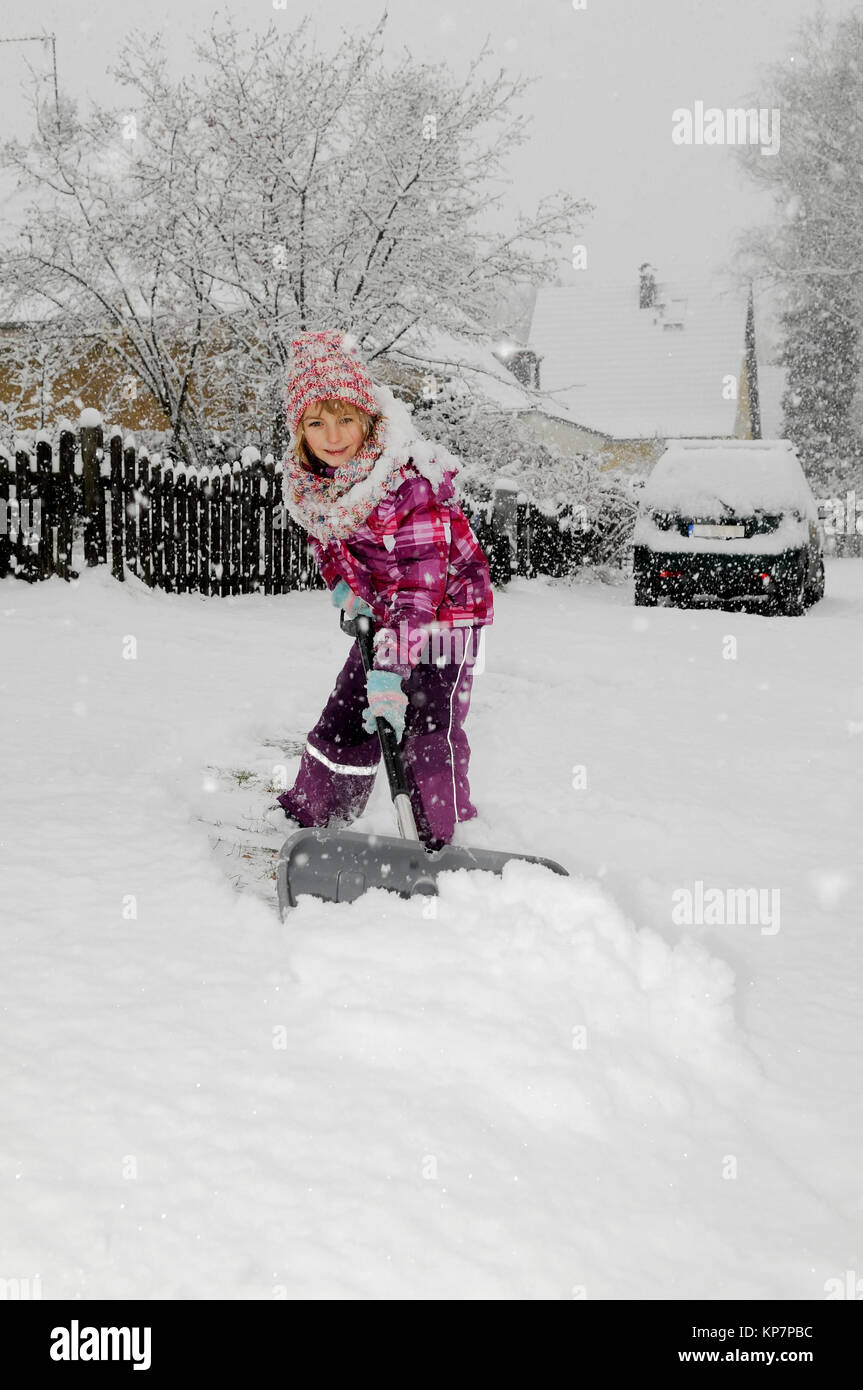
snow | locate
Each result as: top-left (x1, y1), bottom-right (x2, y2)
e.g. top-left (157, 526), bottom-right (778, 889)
top-left (640, 439), bottom-right (819, 518)
top-left (78, 408), bottom-right (104, 429)
top-left (1, 562), bottom-right (861, 1299)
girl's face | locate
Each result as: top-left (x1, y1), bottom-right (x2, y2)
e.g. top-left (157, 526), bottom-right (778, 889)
top-left (301, 403), bottom-right (366, 465)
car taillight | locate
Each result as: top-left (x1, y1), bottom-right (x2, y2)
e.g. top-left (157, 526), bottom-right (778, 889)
top-left (759, 572), bottom-right (771, 582)
top-left (659, 569), bottom-right (683, 578)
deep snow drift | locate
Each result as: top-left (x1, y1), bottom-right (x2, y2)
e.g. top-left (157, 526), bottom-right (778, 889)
top-left (1, 561), bottom-right (861, 1299)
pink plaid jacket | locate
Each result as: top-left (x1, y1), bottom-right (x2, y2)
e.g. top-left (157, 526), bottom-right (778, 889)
top-left (309, 468), bottom-right (494, 673)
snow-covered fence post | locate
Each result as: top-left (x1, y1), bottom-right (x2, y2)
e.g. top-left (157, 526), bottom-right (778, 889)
top-left (10, 443), bottom-right (26, 580)
top-left (209, 457), bottom-right (222, 596)
top-left (13, 442), bottom-right (39, 582)
top-left (263, 457), bottom-right (276, 596)
top-left (219, 461), bottom-right (232, 597)
top-left (296, 524), bottom-right (308, 588)
top-left (122, 436), bottom-right (138, 577)
top-left (489, 477), bottom-right (519, 584)
top-left (97, 444), bottom-right (110, 565)
top-left (238, 456), bottom-right (250, 595)
top-left (35, 434), bottom-right (53, 581)
top-left (209, 464), bottom-right (222, 598)
top-left (137, 451), bottom-right (152, 588)
top-left (174, 462), bottom-right (187, 595)
top-left (162, 454), bottom-right (176, 594)
top-left (109, 431), bottom-right (125, 583)
top-left (280, 471), bottom-right (293, 592)
top-left (240, 446), bottom-right (261, 595)
top-left (0, 450), bottom-right (10, 579)
top-left (516, 492), bottom-right (531, 577)
top-left (56, 426), bottom-right (76, 581)
top-left (306, 531), bottom-right (324, 591)
top-left (149, 455), bottom-right (163, 589)
top-left (185, 465), bottom-right (198, 593)
top-left (198, 464), bottom-right (211, 597)
top-left (229, 456), bottom-right (242, 596)
top-left (287, 509), bottom-right (300, 587)
top-left (272, 468), bottom-right (284, 593)
top-left (78, 409), bottom-right (104, 569)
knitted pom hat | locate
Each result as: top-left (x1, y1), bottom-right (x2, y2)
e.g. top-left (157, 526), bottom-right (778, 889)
top-left (285, 329), bottom-right (379, 437)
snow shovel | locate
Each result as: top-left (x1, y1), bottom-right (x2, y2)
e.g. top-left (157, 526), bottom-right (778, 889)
top-left (275, 613), bottom-right (568, 917)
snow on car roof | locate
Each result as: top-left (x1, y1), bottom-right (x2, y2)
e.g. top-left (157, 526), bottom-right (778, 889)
top-left (641, 439), bottom-right (817, 516)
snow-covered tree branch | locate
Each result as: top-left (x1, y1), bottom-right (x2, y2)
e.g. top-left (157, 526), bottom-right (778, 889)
top-left (0, 14), bottom-right (590, 460)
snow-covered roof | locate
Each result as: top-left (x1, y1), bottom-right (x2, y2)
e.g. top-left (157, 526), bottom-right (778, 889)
top-left (527, 282), bottom-right (766, 439)
top-left (640, 439), bottom-right (817, 517)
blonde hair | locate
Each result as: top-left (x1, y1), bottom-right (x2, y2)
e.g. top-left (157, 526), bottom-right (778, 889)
top-left (293, 399), bottom-right (379, 470)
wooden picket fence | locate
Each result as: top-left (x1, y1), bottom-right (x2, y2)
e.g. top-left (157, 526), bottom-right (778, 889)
top-left (0, 422), bottom-right (323, 594)
top-left (0, 420), bottom-right (640, 595)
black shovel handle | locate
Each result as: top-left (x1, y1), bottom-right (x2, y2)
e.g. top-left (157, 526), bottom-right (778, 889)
top-left (340, 611), bottom-right (411, 803)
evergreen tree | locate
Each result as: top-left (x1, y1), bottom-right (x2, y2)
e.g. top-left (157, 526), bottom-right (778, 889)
top-left (737, 12), bottom-right (863, 489)
top-left (779, 281), bottom-right (860, 491)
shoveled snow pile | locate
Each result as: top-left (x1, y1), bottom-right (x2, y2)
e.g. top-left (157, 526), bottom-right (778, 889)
top-left (0, 831), bottom-right (775, 1300)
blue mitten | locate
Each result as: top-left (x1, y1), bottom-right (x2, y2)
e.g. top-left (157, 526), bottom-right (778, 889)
top-left (362, 671), bottom-right (408, 741)
top-left (331, 578), bottom-right (374, 620)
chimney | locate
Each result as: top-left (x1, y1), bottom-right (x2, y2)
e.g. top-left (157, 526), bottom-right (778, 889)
top-left (638, 263), bottom-right (658, 310)
top-left (508, 349), bottom-right (540, 390)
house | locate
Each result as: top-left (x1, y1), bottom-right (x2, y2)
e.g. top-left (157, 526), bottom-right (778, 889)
top-left (509, 270), bottom-right (785, 472)
top-left (0, 310), bottom-right (232, 437)
top-left (0, 274), bottom-right (785, 471)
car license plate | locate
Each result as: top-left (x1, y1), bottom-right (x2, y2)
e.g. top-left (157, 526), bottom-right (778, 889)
top-left (689, 523), bottom-right (746, 539)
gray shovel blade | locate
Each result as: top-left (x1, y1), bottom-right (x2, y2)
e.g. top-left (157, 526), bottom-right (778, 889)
top-left (276, 827), bottom-right (568, 917)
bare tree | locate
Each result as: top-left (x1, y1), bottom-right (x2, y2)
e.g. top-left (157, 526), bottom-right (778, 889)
top-left (0, 14), bottom-right (589, 458)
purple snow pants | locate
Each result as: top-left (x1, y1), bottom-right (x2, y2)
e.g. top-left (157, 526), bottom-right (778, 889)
top-left (277, 627), bottom-right (482, 849)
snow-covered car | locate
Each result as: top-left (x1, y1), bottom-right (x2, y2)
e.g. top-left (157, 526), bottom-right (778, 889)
top-left (632, 440), bottom-right (825, 615)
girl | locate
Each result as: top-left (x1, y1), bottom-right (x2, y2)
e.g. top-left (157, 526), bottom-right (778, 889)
top-left (274, 329), bottom-right (494, 851)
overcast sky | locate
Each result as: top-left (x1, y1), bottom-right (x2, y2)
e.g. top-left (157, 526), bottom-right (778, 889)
top-left (0, 0), bottom-right (852, 301)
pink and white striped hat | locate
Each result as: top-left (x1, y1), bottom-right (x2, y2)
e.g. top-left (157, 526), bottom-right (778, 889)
top-left (285, 330), bottom-right (378, 437)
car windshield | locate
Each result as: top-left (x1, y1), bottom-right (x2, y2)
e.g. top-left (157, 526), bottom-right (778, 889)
top-left (641, 444), bottom-right (817, 520)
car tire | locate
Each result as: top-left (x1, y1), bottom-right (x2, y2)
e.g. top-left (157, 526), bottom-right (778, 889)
top-left (782, 570), bottom-right (807, 617)
top-left (805, 555), bottom-right (825, 606)
top-left (634, 581), bottom-right (657, 607)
